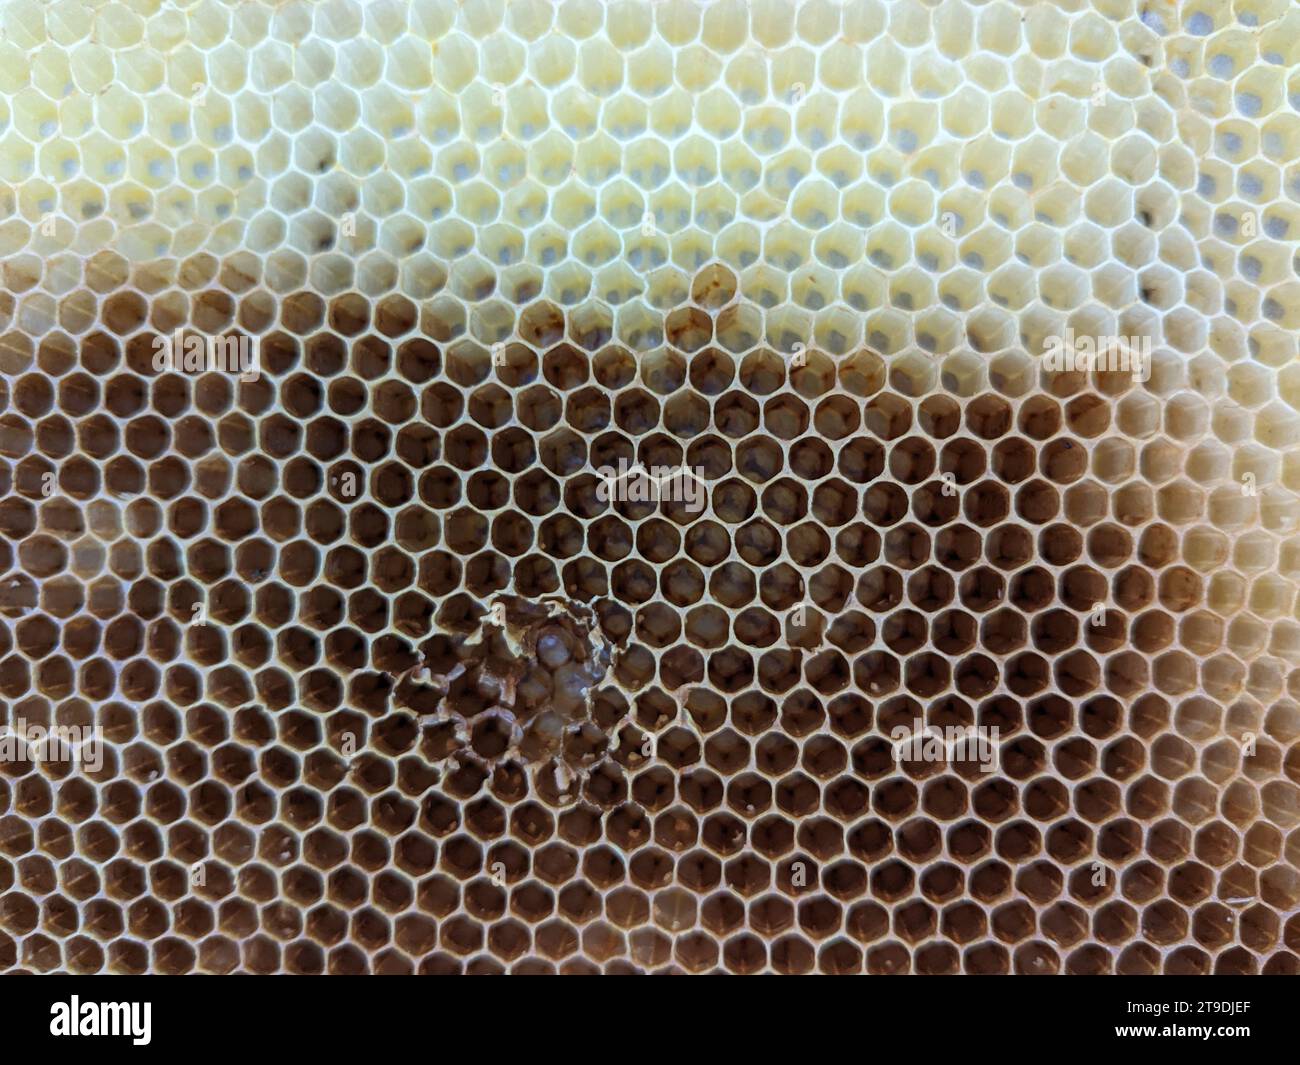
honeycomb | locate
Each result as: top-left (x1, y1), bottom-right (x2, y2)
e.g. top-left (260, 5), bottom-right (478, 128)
top-left (1, 0), bottom-right (1299, 976)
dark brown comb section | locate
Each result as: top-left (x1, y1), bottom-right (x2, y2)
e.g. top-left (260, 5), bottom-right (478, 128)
top-left (1, 267), bottom-right (1297, 975)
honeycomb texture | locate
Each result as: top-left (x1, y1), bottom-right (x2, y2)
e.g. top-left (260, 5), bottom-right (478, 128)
top-left (1, 0), bottom-right (1300, 976)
